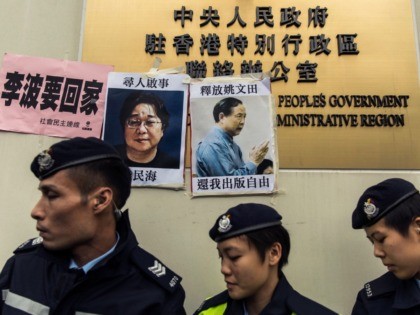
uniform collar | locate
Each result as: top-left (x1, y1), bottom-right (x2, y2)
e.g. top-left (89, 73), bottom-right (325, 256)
top-left (228, 273), bottom-right (291, 315)
top-left (69, 233), bottom-right (120, 273)
top-left (262, 273), bottom-right (292, 313)
top-left (393, 278), bottom-right (420, 310)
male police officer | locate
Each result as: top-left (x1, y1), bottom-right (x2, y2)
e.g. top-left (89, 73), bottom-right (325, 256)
top-left (194, 203), bottom-right (338, 315)
top-left (351, 178), bottom-right (420, 314)
top-left (0, 137), bottom-right (186, 314)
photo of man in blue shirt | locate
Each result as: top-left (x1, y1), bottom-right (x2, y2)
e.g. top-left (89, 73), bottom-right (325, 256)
top-left (195, 97), bottom-right (269, 177)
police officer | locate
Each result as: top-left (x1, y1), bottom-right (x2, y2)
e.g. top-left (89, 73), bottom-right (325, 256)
top-left (351, 178), bottom-right (420, 314)
top-left (0, 137), bottom-right (186, 314)
top-left (194, 203), bottom-right (338, 315)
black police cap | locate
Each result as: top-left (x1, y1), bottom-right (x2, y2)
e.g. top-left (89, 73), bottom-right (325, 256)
top-left (209, 203), bottom-right (282, 242)
top-left (352, 178), bottom-right (419, 229)
top-left (31, 137), bottom-right (123, 179)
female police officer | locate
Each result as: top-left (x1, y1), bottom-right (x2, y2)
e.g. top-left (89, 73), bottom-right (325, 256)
top-left (194, 203), bottom-right (338, 315)
top-left (351, 178), bottom-right (420, 314)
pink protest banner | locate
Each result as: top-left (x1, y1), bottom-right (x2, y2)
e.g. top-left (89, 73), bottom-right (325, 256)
top-left (0, 53), bottom-right (113, 138)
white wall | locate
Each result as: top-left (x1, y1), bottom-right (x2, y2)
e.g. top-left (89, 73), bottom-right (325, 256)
top-left (0, 1), bottom-right (419, 315)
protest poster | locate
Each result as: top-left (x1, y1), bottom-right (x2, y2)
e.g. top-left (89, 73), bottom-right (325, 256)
top-left (190, 76), bottom-right (277, 196)
top-left (0, 53), bottom-right (112, 138)
top-left (103, 72), bottom-right (189, 188)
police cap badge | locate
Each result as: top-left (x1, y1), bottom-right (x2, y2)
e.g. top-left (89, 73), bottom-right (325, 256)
top-left (352, 178), bottom-right (418, 229)
top-left (30, 137), bottom-right (123, 179)
top-left (209, 203), bottom-right (282, 242)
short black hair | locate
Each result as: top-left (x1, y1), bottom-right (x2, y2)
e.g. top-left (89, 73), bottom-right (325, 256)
top-left (257, 159), bottom-right (273, 174)
top-left (245, 224), bottom-right (291, 274)
top-left (119, 91), bottom-right (170, 131)
top-left (213, 97), bottom-right (243, 122)
top-left (66, 158), bottom-right (132, 210)
top-left (383, 194), bottom-right (420, 237)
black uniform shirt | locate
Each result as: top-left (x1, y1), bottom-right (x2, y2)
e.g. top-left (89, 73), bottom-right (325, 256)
top-left (194, 273), bottom-right (338, 315)
top-left (0, 211), bottom-right (186, 315)
top-left (352, 272), bottom-right (420, 315)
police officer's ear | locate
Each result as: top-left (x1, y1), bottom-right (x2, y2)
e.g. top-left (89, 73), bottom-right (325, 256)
top-left (268, 242), bottom-right (282, 266)
top-left (92, 187), bottom-right (113, 214)
top-left (413, 216), bottom-right (420, 235)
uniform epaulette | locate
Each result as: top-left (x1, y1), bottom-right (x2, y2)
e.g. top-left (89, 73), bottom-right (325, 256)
top-left (131, 247), bottom-right (182, 293)
top-left (193, 290), bottom-right (229, 315)
top-left (363, 272), bottom-right (398, 299)
top-left (13, 237), bottom-right (43, 254)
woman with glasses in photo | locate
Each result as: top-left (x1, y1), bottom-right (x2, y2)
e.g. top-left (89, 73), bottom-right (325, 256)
top-left (116, 91), bottom-right (179, 168)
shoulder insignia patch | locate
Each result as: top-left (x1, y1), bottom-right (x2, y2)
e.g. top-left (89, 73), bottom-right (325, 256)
top-left (131, 247), bottom-right (182, 293)
top-left (364, 272), bottom-right (398, 299)
top-left (148, 260), bottom-right (166, 277)
top-left (14, 237), bottom-right (43, 253)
